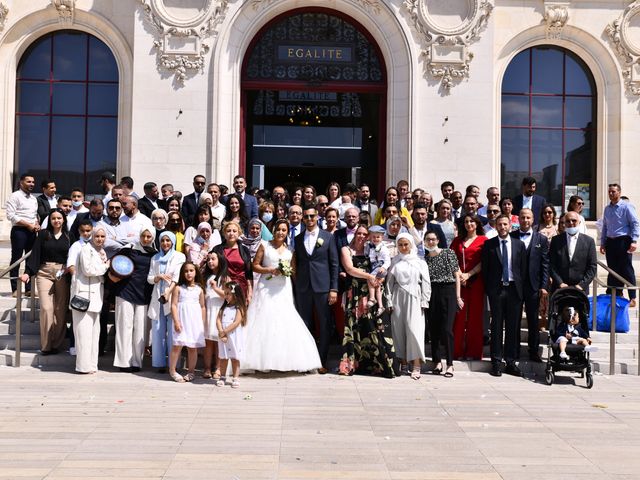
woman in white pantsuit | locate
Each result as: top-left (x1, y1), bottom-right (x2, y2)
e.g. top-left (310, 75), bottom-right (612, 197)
top-left (386, 233), bottom-right (431, 380)
top-left (112, 227), bottom-right (156, 372)
top-left (70, 227), bottom-right (110, 373)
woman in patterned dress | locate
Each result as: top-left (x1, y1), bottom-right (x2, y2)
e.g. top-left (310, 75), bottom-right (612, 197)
top-left (338, 224), bottom-right (395, 378)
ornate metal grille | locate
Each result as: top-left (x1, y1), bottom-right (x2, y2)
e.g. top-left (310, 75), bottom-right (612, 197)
top-left (244, 12), bottom-right (383, 84)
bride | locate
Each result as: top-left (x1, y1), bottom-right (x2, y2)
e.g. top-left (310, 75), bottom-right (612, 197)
top-left (243, 219), bottom-right (322, 372)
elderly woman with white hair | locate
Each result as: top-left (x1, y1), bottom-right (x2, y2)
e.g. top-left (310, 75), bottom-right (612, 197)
top-left (385, 233), bottom-right (431, 380)
top-left (70, 226), bottom-right (110, 374)
top-left (111, 226), bottom-right (156, 372)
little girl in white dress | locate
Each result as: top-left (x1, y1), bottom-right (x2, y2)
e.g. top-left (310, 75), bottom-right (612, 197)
top-left (202, 252), bottom-right (229, 380)
top-left (169, 262), bottom-right (206, 383)
top-left (216, 281), bottom-right (246, 388)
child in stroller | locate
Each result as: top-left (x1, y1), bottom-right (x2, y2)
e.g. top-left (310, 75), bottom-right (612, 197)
top-left (556, 306), bottom-right (592, 360)
top-left (545, 287), bottom-right (594, 388)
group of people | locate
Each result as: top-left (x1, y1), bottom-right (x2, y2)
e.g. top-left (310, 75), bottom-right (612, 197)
top-left (5, 171), bottom-right (639, 381)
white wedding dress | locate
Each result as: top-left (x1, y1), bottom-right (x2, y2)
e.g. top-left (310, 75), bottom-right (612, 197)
top-left (242, 242), bottom-right (322, 372)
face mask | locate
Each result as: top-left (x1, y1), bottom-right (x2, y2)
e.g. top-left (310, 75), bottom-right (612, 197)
top-left (261, 213), bottom-right (273, 223)
top-left (565, 226), bottom-right (579, 236)
top-left (425, 246), bottom-right (438, 253)
top-left (72, 200), bottom-right (83, 207)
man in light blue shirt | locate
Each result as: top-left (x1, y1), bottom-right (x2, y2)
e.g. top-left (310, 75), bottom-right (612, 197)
top-left (600, 183), bottom-right (640, 306)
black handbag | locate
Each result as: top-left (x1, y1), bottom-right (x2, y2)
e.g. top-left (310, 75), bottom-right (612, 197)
top-left (69, 295), bottom-right (90, 312)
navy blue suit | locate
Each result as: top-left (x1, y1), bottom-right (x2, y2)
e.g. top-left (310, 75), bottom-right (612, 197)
top-left (513, 194), bottom-right (546, 225)
top-left (482, 236), bottom-right (527, 365)
top-left (180, 192), bottom-right (199, 222)
top-left (511, 230), bottom-right (549, 356)
top-left (294, 228), bottom-right (339, 366)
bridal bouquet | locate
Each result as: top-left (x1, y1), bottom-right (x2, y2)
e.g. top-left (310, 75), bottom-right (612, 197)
top-left (266, 259), bottom-right (293, 280)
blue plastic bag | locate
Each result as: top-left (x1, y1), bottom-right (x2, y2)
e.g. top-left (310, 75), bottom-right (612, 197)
top-left (588, 294), bottom-right (630, 333)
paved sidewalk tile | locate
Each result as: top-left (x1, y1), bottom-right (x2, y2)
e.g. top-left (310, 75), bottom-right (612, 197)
top-left (1, 366), bottom-right (640, 479)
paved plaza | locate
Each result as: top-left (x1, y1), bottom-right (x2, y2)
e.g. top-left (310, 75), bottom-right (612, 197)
top-left (1, 364), bottom-right (640, 480)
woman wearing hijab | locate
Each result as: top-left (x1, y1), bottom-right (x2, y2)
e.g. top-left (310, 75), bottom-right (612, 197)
top-left (70, 226), bottom-right (110, 373)
top-left (240, 218), bottom-right (268, 262)
top-left (382, 215), bottom-right (404, 258)
top-left (385, 233), bottom-right (431, 380)
top-left (147, 231), bottom-right (186, 373)
top-left (187, 222), bottom-right (219, 268)
top-left (150, 208), bottom-right (168, 250)
top-left (111, 226), bottom-right (156, 372)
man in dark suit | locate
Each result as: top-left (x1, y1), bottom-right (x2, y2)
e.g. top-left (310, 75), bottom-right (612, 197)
top-left (181, 174), bottom-right (206, 222)
top-left (483, 214), bottom-right (527, 377)
top-left (294, 205), bottom-right (339, 373)
top-left (513, 176), bottom-right (546, 224)
top-left (511, 208), bottom-right (549, 362)
top-left (409, 203), bottom-right (447, 255)
top-left (229, 175), bottom-right (258, 219)
top-left (138, 182), bottom-right (167, 218)
top-left (334, 207), bottom-right (360, 251)
top-left (37, 179), bottom-right (58, 223)
top-left (455, 195), bottom-right (488, 230)
top-left (549, 211), bottom-right (597, 294)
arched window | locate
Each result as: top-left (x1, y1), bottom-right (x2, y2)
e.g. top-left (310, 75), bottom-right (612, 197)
top-left (15, 30), bottom-right (118, 194)
top-left (501, 46), bottom-right (596, 219)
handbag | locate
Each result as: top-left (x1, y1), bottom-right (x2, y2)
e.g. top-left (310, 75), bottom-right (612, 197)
top-left (70, 276), bottom-right (91, 312)
top-left (69, 294), bottom-right (90, 312)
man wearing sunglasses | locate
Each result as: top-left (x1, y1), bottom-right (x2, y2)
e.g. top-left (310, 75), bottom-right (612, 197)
top-left (181, 174), bottom-right (206, 221)
top-left (294, 205), bottom-right (339, 374)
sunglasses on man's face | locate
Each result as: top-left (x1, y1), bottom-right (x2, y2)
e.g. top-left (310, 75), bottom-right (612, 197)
top-left (303, 214), bottom-right (317, 220)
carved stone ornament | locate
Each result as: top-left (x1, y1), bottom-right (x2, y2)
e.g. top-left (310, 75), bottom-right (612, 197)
top-left (0, 3), bottom-right (8, 33)
top-left (607, 1), bottom-right (640, 96)
top-left (51, 0), bottom-right (76, 25)
top-left (543, 3), bottom-right (569, 39)
top-left (251, 0), bottom-right (380, 15)
top-left (403, 0), bottom-right (493, 90)
top-left (138, 0), bottom-right (228, 83)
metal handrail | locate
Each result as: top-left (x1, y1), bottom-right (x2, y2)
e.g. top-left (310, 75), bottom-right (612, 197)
top-left (591, 262), bottom-right (640, 376)
top-left (0, 251), bottom-right (35, 368)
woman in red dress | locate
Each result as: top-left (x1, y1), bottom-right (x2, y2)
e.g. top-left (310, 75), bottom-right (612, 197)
top-left (213, 221), bottom-right (253, 304)
top-left (449, 214), bottom-right (487, 360)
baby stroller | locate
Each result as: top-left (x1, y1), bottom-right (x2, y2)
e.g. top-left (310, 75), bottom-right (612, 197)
top-left (545, 287), bottom-right (594, 388)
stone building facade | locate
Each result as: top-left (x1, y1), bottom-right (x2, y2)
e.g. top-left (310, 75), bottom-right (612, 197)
top-left (1, 0), bottom-right (639, 230)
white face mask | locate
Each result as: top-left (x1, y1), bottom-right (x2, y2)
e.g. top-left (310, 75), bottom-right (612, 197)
top-left (261, 213), bottom-right (273, 223)
top-left (566, 226), bottom-right (579, 236)
top-left (72, 200), bottom-right (83, 208)
top-left (425, 245), bottom-right (438, 253)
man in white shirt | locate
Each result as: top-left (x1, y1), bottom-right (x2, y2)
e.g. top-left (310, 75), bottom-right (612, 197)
top-left (477, 187), bottom-right (500, 217)
top-left (119, 195), bottom-right (152, 241)
top-left (68, 188), bottom-right (89, 226)
top-left (36, 179), bottom-right (58, 223)
top-left (207, 183), bottom-right (226, 222)
top-left (99, 171), bottom-right (117, 210)
top-left (5, 174), bottom-right (40, 295)
top-left (287, 205), bottom-right (304, 252)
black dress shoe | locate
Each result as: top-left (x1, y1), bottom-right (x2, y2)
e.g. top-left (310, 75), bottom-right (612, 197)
top-left (505, 363), bottom-right (522, 377)
top-left (130, 367), bottom-right (141, 373)
top-left (490, 364), bottom-right (502, 377)
top-left (119, 367), bottom-right (132, 373)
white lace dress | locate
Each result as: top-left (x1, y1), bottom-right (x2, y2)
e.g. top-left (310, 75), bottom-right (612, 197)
top-left (242, 242), bottom-right (322, 372)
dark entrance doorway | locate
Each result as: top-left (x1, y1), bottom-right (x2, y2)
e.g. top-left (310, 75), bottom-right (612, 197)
top-left (241, 9), bottom-right (387, 196)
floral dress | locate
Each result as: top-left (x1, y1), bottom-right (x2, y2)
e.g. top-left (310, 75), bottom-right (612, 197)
top-left (340, 254), bottom-right (396, 378)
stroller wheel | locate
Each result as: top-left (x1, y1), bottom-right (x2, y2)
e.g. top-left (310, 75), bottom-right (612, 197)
top-left (545, 371), bottom-right (554, 386)
top-left (586, 373), bottom-right (594, 389)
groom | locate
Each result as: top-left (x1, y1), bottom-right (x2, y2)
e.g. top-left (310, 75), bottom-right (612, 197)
top-left (294, 204), bottom-right (339, 373)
